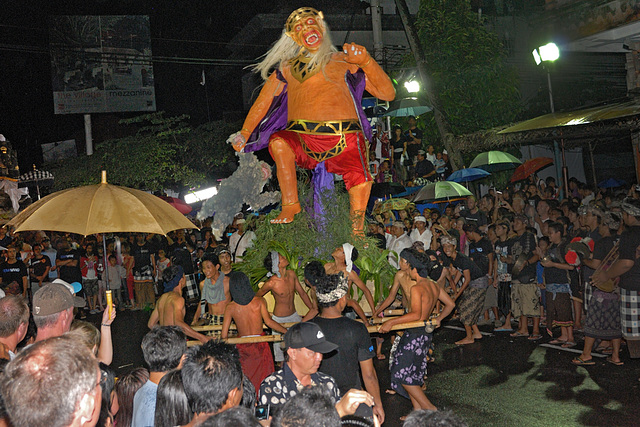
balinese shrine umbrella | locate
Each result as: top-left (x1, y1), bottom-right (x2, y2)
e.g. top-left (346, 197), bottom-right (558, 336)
top-left (8, 171), bottom-right (197, 302)
top-left (469, 151), bottom-right (522, 173)
top-left (510, 157), bottom-right (554, 183)
top-left (18, 168), bottom-right (54, 200)
top-left (412, 181), bottom-right (472, 203)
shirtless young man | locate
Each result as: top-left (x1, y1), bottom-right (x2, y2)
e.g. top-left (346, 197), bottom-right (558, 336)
top-left (217, 246), bottom-right (233, 275)
top-left (378, 248), bottom-right (455, 414)
top-left (325, 243), bottom-right (376, 313)
top-left (222, 271), bottom-right (288, 391)
top-left (190, 254), bottom-right (230, 326)
top-left (148, 265), bottom-right (210, 344)
top-left (256, 251), bottom-right (314, 363)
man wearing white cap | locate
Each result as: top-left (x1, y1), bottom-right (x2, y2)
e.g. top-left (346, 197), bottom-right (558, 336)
top-left (386, 221), bottom-right (413, 269)
top-left (410, 216), bottom-right (432, 250)
top-left (32, 279), bottom-right (86, 342)
top-left (228, 218), bottom-right (256, 263)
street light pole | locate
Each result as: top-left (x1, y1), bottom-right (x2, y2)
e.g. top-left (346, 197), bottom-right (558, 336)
top-left (534, 43), bottom-right (566, 199)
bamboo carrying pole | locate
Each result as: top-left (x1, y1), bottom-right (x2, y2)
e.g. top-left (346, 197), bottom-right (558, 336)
top-left (191, 309), bottom-right (406, 332)
top-left (187, 319), bottom-right (437, 347)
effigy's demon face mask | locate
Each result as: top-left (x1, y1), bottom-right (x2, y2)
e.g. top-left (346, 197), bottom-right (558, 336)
top-left (285, 7), bottom-right (325, 52)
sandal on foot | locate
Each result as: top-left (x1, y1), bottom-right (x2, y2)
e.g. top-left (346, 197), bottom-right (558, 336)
top-left (528, 334), bottom-right (543, 340)
top-left (510, 331), bottom-right (529, 337)
top-left (606, 356), bottom-right (624, 366)
top-left (548, 339), bottom-right (567, 345)
top-left (572, 356), bottom-right (595, 366)
top-left (561, 341), bottom-right (576, 348)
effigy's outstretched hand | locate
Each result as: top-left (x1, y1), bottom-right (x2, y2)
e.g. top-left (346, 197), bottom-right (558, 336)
top-left (227, 131), bottom-right (246, 153)
top-left (342, 42), bottom-right (371, 66)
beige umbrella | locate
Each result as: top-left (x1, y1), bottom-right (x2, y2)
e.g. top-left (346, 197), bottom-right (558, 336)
top-left (8, 171), bottom-right (196, 235)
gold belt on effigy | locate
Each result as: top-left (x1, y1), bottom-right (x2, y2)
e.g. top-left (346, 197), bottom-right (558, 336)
top-left (286, 119), bottom-right (362, 162)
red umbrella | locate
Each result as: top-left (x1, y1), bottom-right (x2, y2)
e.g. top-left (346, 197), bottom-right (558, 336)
top-left (510, 157), bottom-right (553, 182)
top-left (160, 196), bottom-right (193, 215)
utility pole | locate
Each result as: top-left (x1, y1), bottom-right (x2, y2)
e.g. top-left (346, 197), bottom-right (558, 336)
top-left (394, 0), bottom-right (461, 170)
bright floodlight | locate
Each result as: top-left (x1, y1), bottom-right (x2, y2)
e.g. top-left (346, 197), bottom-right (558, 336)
top-left (532, 49), bottom-right (541, 65)
top-left (404, 80), bottom-right (420, 93)
top-left (539, 43), bottom-right (559, 62)
top-left (184, 186), bottom-right (218, 204)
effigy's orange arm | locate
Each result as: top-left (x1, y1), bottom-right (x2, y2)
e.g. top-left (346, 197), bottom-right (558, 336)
top-left (361, 58), bottom-right (396, 102)
top-left (240, 72), bottom-right (285, 141)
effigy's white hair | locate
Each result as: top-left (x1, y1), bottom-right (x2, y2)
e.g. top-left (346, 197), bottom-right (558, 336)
top-left (252, 22), bottom-right (338, 80)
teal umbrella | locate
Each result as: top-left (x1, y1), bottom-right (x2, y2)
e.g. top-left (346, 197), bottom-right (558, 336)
top-left (412, 181), bottom-right (473, 203)
top-left (469, 151), bottom-right (522, 172)
top-left (383, 97), bottom-right (432, 117)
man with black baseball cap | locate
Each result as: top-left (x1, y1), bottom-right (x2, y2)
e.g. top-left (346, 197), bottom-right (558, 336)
top-left (32, 280), bottom-right (86, 342)
top-left (258, 322), bottom-right (340, 412)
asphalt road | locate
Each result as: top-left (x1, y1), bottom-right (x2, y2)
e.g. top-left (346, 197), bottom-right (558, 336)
top-left (102, 309), bottom-right (640, 427)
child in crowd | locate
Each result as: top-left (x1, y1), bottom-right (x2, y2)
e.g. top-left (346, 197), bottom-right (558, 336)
top-left (434, 152), bottom-right (446, 180)
top-left (155, 248), bottom-right (171, 295)
top-left (106, 254), bottom-right (126, 309)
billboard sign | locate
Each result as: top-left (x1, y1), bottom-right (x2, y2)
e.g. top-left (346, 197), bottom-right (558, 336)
top-left (50, 15), bottom-right (156, 114)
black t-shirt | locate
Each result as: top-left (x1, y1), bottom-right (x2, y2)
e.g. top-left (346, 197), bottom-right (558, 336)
top-left (544, 243), bottom-right (569, 284)
top-left (415, 159), bottom-right (435, 179)
top-left (469, 238), bottom-right (493, 276)
top-left (511, 231), bottom-right (537, 282)
top-left (30, 255), bottom-right (52, 281)
top-left (453, 253), bottom-right (483, 281)
top-left (309, 316), bottom-right (375, 396)
top-left (57, 249), bottom-right (82, 283)
top-left (404, 128), bottom-right (423, 158)
top-left (0, 260), bottom-right (27, 285)
top-left (618, 226), bottom-right (640, 291)
top-left (391, 136), bottom-right (406, 159)
top-left (132, 242), bottom-right (153, 273)
top-left (494, 238), bottom-right (513, 276)
top-left (462, 210), bottom-right (488, 227)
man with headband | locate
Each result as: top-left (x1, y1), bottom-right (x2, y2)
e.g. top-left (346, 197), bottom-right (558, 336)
top-left (378, 248), bottom-right (455, 414)
top-left (257, 250), bottom-right (315, 364)
top-left (148, 265), bottom-right (211, 344)
top-left (593, 198), bottom-right (640, 361)
top-left (324, 243), bottom-right (376, 314)
top-left (222, 271), bottom-right (288, 392)
top-left (309, 273), bottom-right (385, 423)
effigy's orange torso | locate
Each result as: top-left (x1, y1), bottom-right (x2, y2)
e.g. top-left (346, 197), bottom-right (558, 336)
top-left (283, 54), bottom-right (361, 122)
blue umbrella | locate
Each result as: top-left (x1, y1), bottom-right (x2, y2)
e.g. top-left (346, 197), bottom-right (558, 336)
top-left (598, 178), bottom-right (626, 189)
top-left (446, 167), bottom-right (491, 183)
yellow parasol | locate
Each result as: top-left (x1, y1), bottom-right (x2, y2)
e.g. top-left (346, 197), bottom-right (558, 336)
top-left (8, 171), bottom-right (196, 236)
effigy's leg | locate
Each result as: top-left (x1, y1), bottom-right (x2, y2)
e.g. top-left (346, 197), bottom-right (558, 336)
top-left (269, 136), bottom-right (301, 223)
top-left (348, 180), bottom-right (372, 235)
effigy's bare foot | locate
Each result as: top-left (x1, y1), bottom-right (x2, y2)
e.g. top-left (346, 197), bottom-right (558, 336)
top-left (270, 203), bottom-right (301, 224)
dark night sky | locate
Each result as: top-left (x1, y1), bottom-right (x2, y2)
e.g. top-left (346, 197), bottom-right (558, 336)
top-left (0, 0), bottom-right (281, 171)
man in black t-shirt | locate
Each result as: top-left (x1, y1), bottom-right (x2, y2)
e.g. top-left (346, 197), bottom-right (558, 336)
top-left (0, 246), bottom-right (28, 297)
top-left (55, 240), bottom-right (81, 284)
top-left (413, 150), bottom-right (436, 184)
top-left (404, 115), bottom-right (423, 166)
top-left (309, 273), bottom-right (384, 423)
top-left (132, 233), bottom-right (156, 309)
top-left (462, 196), bottom-right (488, 229)
top-left (593, 199), bottom-right (640, 355)
top-left (464, 223), bottom-right (497, 326)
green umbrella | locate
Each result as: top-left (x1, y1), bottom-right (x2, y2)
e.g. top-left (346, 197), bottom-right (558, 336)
top-left (469, 151), bottom-right (522, 172)
top-left (412, 181), bottom-right (473, 203)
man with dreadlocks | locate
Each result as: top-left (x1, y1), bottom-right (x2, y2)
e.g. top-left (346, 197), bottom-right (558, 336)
top-left (230, 7), bottom-right (395, 234)
top-left (378, 248), bottom-right (455, 414)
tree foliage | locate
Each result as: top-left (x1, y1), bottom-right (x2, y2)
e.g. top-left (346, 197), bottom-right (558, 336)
top-left (414, 0), bottom-right (522, 140)
top-left (47, 112), bottom-right (239, 192)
